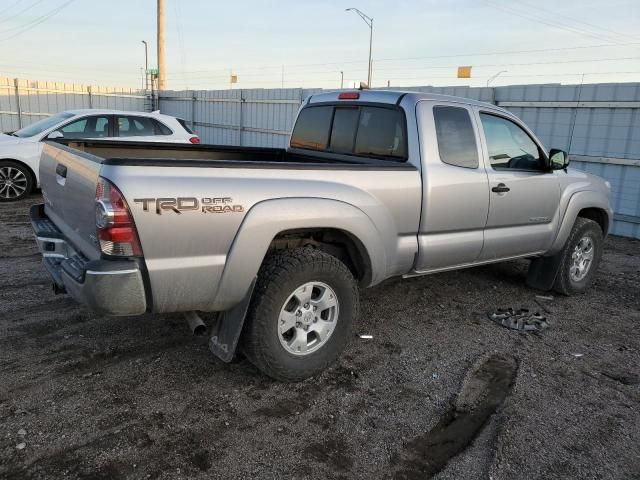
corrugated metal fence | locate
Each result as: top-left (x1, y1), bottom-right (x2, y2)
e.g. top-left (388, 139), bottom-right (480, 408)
top-left (0, 77), bottom-right (148, 133)
top-left (1, 76), bottom-right (637, 239)
top-left (495, 83), bottom-right (640, 239)
top-left (160, 83), bottom-right (640, 239)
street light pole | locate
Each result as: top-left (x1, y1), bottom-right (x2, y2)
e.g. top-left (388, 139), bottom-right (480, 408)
top-left (487, 70), bottom-right (507, 87)
top-left (141, 40), bottom-right (148, 91)
top-left (340, 71), bottom-right (344, 89)
top-left (346, 7), bottom-right (373, 88)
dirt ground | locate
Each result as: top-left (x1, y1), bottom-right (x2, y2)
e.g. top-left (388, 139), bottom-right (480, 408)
top-left (1, 195), bottom-right (639, 480)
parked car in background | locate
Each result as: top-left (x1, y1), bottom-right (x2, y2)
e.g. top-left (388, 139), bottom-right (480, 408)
top-left (0, 110), bottom-right (200, 201)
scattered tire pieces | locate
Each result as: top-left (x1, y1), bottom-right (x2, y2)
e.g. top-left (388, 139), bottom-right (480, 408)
top-left (488, 308), bottom-right (549, 331)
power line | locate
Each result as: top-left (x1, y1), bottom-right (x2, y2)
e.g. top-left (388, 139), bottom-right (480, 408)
top-left (0, 0), bottom-right (45, 27)
top-left (0, 0), bottom-right (25, 16)
top-left (512, 0), bottom-right (640, 43)
top-left (167, 55), bottom-right (640, 82)
top-left (479, 0), bottom-right (627, 45)
top-left (0, 0), bottom-right (75, 41)
top-left (165, 41), bottom-right (640, 77)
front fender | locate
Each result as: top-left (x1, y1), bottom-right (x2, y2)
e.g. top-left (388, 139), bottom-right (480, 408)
top-left (211, 197), bottom-right (385, 311)
top-left (547, 190), bottom-right (612, 255)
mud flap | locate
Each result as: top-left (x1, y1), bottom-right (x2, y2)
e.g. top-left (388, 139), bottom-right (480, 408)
top-left (526, 254), bottom-right (562, 291)
top-left (209, 277), bottom-right (256, 363)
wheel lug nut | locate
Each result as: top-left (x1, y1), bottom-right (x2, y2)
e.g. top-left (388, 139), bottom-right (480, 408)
top-left (303, 325), bottom-right (309, 331)
top-left (304, 303), bottom-right (309, 309)
top-left (313, 306), bottom-right (317, 311)
top-left (296, 310), bottom-right (301, 316)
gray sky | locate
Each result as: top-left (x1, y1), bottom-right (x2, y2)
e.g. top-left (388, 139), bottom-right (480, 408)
top-left (0, 0), bottom-right (639, 90)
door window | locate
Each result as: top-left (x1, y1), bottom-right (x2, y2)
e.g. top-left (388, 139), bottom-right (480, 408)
top-left (480, 113), bottom-right (543, 171)
top-left (117, 116), bottom-right (171, 137)
top-left (60, 119), bottom-right (87, 134)
top-left (59, 116), bottom-right (110, 138)
top-left (433, 106), bottom-right (478, 168)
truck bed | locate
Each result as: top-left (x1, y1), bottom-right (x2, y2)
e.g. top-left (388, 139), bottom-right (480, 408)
top-left (57, 139), bottom-right (411, 169)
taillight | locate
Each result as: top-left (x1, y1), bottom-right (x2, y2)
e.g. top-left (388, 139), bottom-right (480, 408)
top-left (338, 91), bottom-right (360, 100)
top-left (95, 177), bottom-right (142, 257)
top-left (189, 136), bottom-right (201, 144)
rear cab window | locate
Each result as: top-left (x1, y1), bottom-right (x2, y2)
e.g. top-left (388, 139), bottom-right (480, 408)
top-left (290, 104), bottom-right (407, 161)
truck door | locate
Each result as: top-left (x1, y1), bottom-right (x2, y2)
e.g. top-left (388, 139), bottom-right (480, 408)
top-left (414, 101), bottom-right (489, 271)
top-left (476, 110), bottom-right (561, 260)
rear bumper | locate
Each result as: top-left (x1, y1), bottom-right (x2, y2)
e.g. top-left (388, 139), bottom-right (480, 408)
top-left (30, 204), bottom-right (147, 316)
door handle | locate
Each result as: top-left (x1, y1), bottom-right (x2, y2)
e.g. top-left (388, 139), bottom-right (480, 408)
top-left (491, 183), bottom-right (510, 193)
top-left (55, 164), bottom-right (67, 178)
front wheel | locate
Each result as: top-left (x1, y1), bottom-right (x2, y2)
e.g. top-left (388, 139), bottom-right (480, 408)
top-left (0, 160), bottom-right (33, 202)
top-left (241, 247), bottom-right (359, 382)
top-left (553, 217), bottom-right (604, 295)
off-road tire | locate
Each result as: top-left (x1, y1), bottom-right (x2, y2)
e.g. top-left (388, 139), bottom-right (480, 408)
top-left (241, 247), bottom-right (358, 382)
top-left (553, 217), bottom-right (603, 295)
top-left (0, 160), bottom-right (33, 202)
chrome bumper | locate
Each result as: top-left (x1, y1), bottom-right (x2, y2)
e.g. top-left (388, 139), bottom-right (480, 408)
top-left (30, 204), bottom-right (147, 316)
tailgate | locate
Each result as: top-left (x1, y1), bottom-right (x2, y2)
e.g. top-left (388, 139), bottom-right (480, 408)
top-left (40, 141), bottom-right (103, 261)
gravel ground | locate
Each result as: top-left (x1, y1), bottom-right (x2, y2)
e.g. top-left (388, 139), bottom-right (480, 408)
top-left (1, 195), bottom-right (639, 480)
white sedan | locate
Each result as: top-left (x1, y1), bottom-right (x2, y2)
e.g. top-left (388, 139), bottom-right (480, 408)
top-left (0, 109), bottom-right (200, 201)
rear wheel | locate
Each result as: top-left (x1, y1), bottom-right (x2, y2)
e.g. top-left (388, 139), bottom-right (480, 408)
top-left (241, 247), bottom-right (358, 382)
top-left (0, 161), bottom-right (33, 202)
top-left (553, 217), bottom-right (603, 295)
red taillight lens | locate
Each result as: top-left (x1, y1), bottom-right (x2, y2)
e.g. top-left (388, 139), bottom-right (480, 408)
top-left (189, 136), bottom-right (201, 144)
top-left (95, 177), bottom-right (142, 257)
top-left (338, 92), bottom-right (360, 100)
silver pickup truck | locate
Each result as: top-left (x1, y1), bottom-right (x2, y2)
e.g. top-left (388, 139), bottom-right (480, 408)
top-left (31, 90), bottom-right (612, 381)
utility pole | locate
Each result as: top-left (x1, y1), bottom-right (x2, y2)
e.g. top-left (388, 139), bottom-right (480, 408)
top-left (157, 0), bottom-right (166, 90)
top-left (346, 8), bottom-right (373, 88)
top-left (340, 71), bottom-right (344, 89)
top-left (141, 40), bottom-right (149, 91)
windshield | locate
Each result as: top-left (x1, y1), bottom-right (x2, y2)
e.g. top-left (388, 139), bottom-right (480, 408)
top-left (14, 112), bottom-right (75, 138)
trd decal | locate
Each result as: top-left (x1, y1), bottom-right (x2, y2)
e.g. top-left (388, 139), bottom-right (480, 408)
top-left (134, 197), bottom-right (244, 215)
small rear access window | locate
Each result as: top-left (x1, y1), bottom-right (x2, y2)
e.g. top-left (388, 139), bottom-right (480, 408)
top-left (290, 104), bottom-right (407, 161)
top-left (433, 106), bottom-right (479, 169)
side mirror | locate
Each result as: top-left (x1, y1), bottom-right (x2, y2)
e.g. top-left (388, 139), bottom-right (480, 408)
top-left (47, 131), bottom-right (64, 140)
top-left (549, 148), bottom-right (569, 170)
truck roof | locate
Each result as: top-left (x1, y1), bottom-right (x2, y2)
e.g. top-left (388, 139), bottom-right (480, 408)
top-left (307, 89), bottom-right (509, 114)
